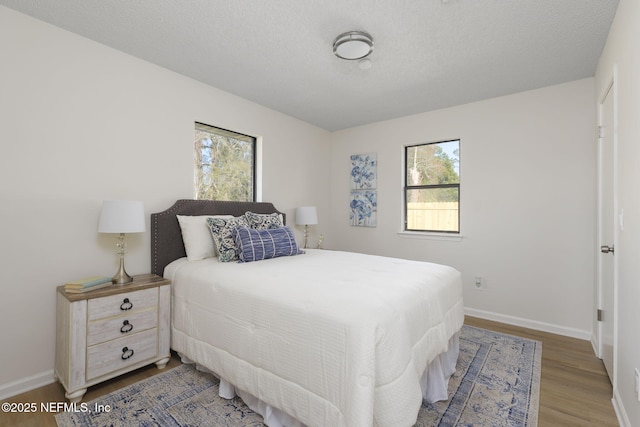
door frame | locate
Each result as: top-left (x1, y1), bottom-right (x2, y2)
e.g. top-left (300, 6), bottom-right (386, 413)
top-left (596, 68), bottom-right (618, 388)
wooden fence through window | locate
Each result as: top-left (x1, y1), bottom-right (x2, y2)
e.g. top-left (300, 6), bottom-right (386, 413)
top-left (407, 202), bottom-right (459, 232)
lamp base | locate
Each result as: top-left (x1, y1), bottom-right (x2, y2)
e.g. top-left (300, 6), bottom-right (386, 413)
top-left (111, 254), bottom-right (133, 284)
top-left (303, 224), bottom-right (309, 249)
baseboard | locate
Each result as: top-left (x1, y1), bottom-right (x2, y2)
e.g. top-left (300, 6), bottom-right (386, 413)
top-left (464, 307), bottom-right (591, 341)
top-left (591, 333), bottom-right (600, 359)
top-left (612, 388), bottom-right (631, 427)
top-left (0, 369), bottom-right (55, 401)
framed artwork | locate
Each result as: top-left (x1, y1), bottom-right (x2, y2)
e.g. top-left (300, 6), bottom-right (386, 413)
top-left (350, 153), bottom-right (377, 227)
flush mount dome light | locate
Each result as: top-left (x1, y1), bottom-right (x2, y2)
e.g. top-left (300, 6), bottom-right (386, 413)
top-left (333, 31), bottom-right (374, 60)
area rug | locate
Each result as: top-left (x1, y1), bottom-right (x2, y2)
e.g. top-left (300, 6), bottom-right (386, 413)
top-left (55, 325), bottom-right (541, 427)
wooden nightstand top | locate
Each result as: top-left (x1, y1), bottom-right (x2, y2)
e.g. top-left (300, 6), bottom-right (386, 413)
top-left (57, 274), bottom-right (170, 302)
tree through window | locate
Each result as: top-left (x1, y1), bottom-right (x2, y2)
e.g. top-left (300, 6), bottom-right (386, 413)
top-left (404, 140), bottom-right (460, 233)
top-left (194, 122), bottom-right (256, 201)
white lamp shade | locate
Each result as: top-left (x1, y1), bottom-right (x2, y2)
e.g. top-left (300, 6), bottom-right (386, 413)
top-left (295, 206), bottom-right (318, 225)
top-left (98, 200), bottom-right (146, 233)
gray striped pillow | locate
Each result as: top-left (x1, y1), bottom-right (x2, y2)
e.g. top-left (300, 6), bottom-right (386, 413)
top-left (233, 226), bottom-right (304, 262)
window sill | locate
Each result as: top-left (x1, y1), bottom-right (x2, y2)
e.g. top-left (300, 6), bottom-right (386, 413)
top-left (397, 231), bottom-right (464, 242)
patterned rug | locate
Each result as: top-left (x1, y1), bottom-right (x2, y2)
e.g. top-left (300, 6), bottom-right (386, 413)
top-left (55, 325), bottom-right (541, 427)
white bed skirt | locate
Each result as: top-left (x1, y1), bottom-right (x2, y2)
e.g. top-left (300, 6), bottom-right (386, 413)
top-left (182, 332), bottom-right (459, 427)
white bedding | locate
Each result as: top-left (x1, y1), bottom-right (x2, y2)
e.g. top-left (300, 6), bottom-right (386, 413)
top-left (166, 249), bottom-right (464, 427)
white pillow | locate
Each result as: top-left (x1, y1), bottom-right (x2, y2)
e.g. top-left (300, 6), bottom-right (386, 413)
top-left (177, 215), bottom-right (232, 261)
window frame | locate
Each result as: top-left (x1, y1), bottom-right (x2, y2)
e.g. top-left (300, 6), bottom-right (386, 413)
top-left (403, 139), bottom-right (460, 234)
top-left (194, 122), bottom-right (257, 202)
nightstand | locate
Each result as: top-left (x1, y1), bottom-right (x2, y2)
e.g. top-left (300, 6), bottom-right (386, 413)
top-left (55, 274), bottom-right (171, 402)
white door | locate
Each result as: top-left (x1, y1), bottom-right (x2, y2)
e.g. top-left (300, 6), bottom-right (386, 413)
top-left (599, 81), bottom-right (615, 383)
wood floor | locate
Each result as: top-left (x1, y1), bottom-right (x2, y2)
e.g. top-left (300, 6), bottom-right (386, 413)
top-left (1, 316), bottom-right (619, 426)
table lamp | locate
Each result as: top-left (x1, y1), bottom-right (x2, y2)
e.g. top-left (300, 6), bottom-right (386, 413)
top-left (98, 200), bottom-right (145, 284)
top-left (295, 206), bottom-right (318, 249)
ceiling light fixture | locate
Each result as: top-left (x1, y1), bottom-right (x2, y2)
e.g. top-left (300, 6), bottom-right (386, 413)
top-left (333, 31), bottom-right (374, 60)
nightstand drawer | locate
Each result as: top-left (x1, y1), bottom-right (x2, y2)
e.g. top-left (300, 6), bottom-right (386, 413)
top-left (88, 287), bottom-right (157, 321)
top-left (87, 308), bottom-right (158, 346)
top-left (86, 328), bottom-right (158, 380)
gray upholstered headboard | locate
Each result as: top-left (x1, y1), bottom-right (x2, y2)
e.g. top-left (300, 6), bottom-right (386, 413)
top-left (150, 199), bottom-right (285, 276)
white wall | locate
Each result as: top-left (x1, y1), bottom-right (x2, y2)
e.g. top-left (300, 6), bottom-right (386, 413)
top-left (329, 79), bottom-right (597, 338)
top-left (595, 0), bottom-right (640, 425)
top-left (0, 6), bottom-right (331, 395)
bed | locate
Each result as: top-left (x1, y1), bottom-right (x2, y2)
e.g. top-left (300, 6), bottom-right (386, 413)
top-left (151, 199), bottom-right (464, 427)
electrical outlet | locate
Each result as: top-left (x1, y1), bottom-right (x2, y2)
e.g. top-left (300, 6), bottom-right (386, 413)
top-left (635, 368), bottom-right (640, 402)
top-left (474, 276), bottom-right (483, 290)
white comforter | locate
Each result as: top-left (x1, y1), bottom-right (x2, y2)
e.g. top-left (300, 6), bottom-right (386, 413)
top-left (166, 249), bottom-right (464, 427)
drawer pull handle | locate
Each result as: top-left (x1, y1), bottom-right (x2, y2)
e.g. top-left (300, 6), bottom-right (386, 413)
top-left (121, 347), bottom-right (134, 360)
top-left (120, 320), bottom-right (133, 333)
top-left (120, 298), bottom-right (133, 311)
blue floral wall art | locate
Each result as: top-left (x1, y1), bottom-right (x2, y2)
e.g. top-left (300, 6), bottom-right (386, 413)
top-left (350, 189), bottom-right (377, 227)
top-left (350, 153), bottom-right (377, 190)
top-left (350, 153), bottom-right (377, 227)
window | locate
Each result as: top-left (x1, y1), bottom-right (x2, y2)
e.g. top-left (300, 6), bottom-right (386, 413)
top-left (404, 140), bottom-right (460, 233)
top-left (194, 122), bottom-right (256, 201)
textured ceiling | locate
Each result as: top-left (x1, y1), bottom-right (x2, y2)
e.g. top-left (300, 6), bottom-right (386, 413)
top-left (0, 0), bottom-right (619, 131)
